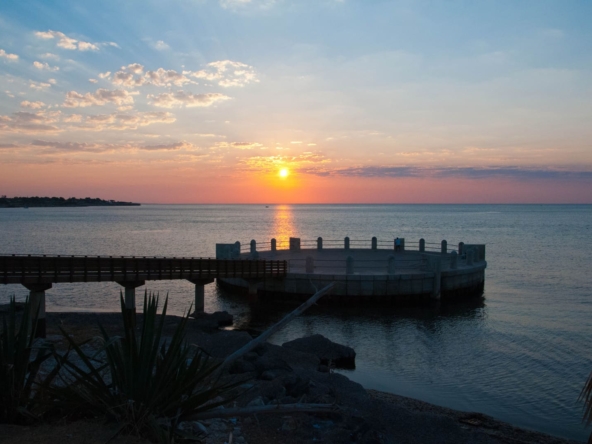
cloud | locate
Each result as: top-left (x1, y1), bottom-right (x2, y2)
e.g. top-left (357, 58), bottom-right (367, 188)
top-left (63, 88), bottom-right (135, 107)
top-left (40, 53), bottom-right (59, 60)
top-left (33, 61), bottom-right (59, 71)
top-left (89, 78), bottom-right (98, 83)
top-left (230, 142), bottom-right (264, 149)
top-left (303, 165), bottom-right (592, 181)
top-left (188, 60), bottom-right (258, 87)
top-left (98, 71), bottom-right (111, 79)
top-left (21, 101), bottom-right (46, 109)
top-left (0, 143), bottom-right (18, 149)
top-left (140, 141), bottom-right (194, 151)
top-left (29, 139), bottom-right (194, 154)
top-left (34, 30), bottom-right (116, 51)
top-left (72, 111), bottom-right (176, 131)
top-left (0, 110), bottom-right (62, 133)
top-left (29, 81), bottom-right (51, 90)
top-left (240, 151), bottom-right (330, 172)
top-left (154, 40), bottom-right (170, 50)
top-left (0, 49), bottom-right (19, 61)
top-left (149, 91), bottom-right (230, 108)
top-left (220, 0), bottom-right (276, 10)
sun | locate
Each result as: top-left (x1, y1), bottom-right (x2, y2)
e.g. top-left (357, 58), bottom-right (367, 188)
top-left (279, 168), bottom-right (289, 178)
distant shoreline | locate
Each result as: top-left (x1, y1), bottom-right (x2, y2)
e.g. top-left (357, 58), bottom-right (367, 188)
top-left (0, 196), bottom-right (140, 208)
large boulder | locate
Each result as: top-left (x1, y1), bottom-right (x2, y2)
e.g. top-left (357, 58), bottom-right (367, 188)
top-left (282, 334), bottom-right (356, 369)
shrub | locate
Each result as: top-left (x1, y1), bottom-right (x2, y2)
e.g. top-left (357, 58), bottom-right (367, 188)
top-left (55, 293), bottom-right (243, 442)
top-left (0, 297), bottom-right (55, 424)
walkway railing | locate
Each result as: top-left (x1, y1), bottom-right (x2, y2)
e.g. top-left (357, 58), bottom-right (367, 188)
top-left (0, 254), bottom-right (287, 285)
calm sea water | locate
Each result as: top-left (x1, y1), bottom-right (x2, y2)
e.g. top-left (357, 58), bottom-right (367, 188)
top-left (1, 204), bottom-right (591, 441)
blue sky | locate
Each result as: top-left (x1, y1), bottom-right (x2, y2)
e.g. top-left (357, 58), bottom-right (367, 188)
top-left (0, 0), bottom-right (591, 202)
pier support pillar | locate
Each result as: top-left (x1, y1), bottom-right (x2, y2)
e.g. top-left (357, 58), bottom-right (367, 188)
top-left (371, 237), bottom-right (377, 250)
top-left (116, 280), bottom-right (145, 327)
top-left (23, 283), bottom-right (52, 338)
top-left (419, 238), bottom-right (425, 252)
top-left (346, 256), bottom-right (354, 275)
top-left (387, 255), bottom-right (396, 275)
top-left (188, 278), bottom-right (215, 314)
top-left (306, 256), bottom-right (315, 274)
top-left (246, 280), bottom-right (261, 303)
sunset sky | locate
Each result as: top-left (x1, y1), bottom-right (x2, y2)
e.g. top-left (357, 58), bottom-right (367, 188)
top-left (1, 0), bottom-right (591, 203)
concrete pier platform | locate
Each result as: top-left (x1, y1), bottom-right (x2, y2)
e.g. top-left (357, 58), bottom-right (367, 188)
top-left (217, 237), bottom-right (487, 304)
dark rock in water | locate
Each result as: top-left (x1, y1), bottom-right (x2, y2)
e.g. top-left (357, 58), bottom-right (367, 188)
top-left (253, 353), bottom-right (292, 375)
top-left (190, 311), bottom-right (233, 330)
top-left (282, 334), bottom-right (356, 369)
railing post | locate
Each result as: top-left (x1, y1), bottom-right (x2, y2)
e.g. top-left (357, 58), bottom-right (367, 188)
top-left (441, 240), bottom-right (447, 254)
top-left (306, 256), bottom-right (315, 274)
top-left (419, 238), bottom-right (425, 252)
top-left (458, 242), bottom-right (464, 256)
top-left (387, 255), bottom-right (396, 275)
top-left (289, 237), bottom-right (301, 252)
top-left (271, 238), bottom-right (277, 252)
top-left (317, 237), bottom-right (323, 250)
top-left (346, 256), bottom-right (354, 274)
top-left (371, 237), bottom-right (377, 250)
top-left (250, 239), bottom-right (256, 254)
top-left (344, 236), bottom-right (350, 250)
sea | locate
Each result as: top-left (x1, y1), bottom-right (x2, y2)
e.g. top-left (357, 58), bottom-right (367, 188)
top-left (0, 204), bottom-right (590, 441)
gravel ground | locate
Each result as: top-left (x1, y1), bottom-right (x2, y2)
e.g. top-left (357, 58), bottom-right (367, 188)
top-left (0, 311), bottom-right (583, 444)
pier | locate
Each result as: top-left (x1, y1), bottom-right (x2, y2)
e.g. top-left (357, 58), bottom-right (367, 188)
top-left (0, 255), bottom-right (287, 337)
top-left (217, 237), bottom-right (487, 304)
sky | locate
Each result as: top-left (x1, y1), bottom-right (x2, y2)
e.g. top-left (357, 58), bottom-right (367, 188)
top-left (0, 0), bottom-right (591, 203)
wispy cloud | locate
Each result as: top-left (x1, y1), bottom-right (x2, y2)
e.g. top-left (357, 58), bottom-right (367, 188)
top-left (154, 40), bottom-right (170, 50)
top-left (20, 101), bottom-right (46, 109)
top-left (34, 30), bottom-right (117, 51)
top-left (305, 165), bottom-right (592, 181)
top-left (187, 60), bottom-right (258, 87)
top-left (0, 110), bottom-right (62, 133)
top-left (33, 61), bottom-right (59, 71)
top-left (0, 49), bottom-right (19, 61)
top-left (63, 88), bottom-right (135, 108)
top-left (29, 81), bottom-right (52, 90)
top-left (148, 91), bottom-right (230, 108)
top-left (29, 139), bottom-right (195, 154)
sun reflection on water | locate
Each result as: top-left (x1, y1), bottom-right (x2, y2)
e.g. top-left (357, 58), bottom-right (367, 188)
top-left (272, 204), bottom-right (295, 249)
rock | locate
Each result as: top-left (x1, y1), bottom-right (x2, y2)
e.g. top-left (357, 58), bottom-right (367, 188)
top-left (190, 311), bottom-right (233, 331)
top-left (282, 416), bottom-right (298, 431)
top-left (282, 374), bottom-right (309, 398)
top-left (260, 370), bottom-right (276, 381)
top-left (247, 396), bottom-right (265, 407)
top-left (253, 354), bottom-right (292, 375)
top-left (282, 334), bottom-right (356, 368)
top-left (318, 364), bottom-right (330, 373)
top-left (229, 358), bottom-right (257, 375)
top-left (244, 351), bottom-right (258, 361)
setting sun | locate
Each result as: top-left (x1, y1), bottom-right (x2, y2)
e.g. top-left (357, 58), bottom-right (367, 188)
top-left (279, 168), bottom-right (289, 178)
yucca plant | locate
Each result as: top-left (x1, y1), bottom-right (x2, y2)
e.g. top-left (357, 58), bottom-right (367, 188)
top-left (0, 297), bottom-right (55, 424)
top-left (580, 372), bottom-right (592, 443)
top-left (55, 292), bottom-right (244, 443)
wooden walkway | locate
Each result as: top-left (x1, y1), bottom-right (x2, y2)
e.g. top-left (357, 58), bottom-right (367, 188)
top-left (0, 254), bottom-right (288, 286)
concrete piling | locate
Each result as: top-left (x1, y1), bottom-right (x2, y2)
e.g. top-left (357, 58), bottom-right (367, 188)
top-left (188, 278), bottom-right (215, 313)
top-left (388, 255), bottom-right (396, 275)
top-left (346, 256), bottom-right (354, 274)
top-left (306, 256), bottom-right (315, 274)
top-left (116, 280), bottom-right (145, 327)
top-left (23, 283), bottom-right (52, 338)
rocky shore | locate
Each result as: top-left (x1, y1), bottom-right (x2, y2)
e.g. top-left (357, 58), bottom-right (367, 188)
top-left (0, 311), bottom-right (583, 444)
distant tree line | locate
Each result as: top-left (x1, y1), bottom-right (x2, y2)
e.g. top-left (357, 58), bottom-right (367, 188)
top-left (0, 196), bottom-right (140, 208)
